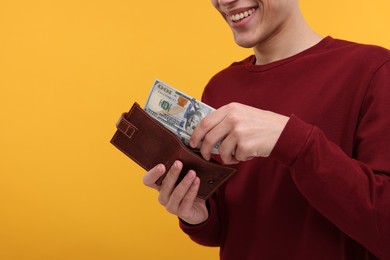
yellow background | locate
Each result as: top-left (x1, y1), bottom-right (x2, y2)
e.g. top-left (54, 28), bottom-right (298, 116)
top-left (1, 1), bottom-right (389, 259)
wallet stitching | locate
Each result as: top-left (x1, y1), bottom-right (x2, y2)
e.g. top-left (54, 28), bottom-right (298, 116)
top-left (125, 122), bottom-right (136, 139)
top-left (112, 102), bottom-right (236, 199)
top-left (117, 104), bottom-right (150, 170)
top-left (117, 113), bottom-right (137, 139)
top-left (111, 131), bottom-right (150, 171)
top-left (112, 129), bottom-right (234, 199)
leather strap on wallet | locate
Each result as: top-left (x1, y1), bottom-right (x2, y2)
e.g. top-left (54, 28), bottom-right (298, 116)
top-left (110, 102), bottom-right (236, 200)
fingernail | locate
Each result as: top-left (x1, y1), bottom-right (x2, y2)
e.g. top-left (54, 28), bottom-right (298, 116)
top-left (157, 164), bottom-right (163, 173)
top-left (187, 172), bottom-right (194, 180)
top-left (174, 161), bottom-right (180, 169)
top-left (193, 177), bottom-right (200, 185)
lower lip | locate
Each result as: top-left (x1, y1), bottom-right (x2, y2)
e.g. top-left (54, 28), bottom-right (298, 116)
top-left (229, 9), bottom-right (257, 29)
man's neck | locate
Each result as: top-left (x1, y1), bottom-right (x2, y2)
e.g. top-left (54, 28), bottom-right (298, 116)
top-left (253, 14), bottom-right (323, 65)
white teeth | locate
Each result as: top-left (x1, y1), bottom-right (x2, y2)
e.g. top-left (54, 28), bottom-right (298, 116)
top-left (229, 8), bottom-right (256, 23)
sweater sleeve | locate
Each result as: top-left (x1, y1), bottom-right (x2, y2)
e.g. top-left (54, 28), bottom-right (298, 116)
top-left (270, 61), bottom-right (390, 258)
top-left (179, 195), bottom-right (222, 247)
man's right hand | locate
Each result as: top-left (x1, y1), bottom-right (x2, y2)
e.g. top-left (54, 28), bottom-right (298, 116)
top-left (142, 161), bottom-right (209, 225)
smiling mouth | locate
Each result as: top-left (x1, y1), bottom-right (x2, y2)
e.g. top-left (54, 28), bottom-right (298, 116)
top-left (228, 8), bottom-right (257, 23)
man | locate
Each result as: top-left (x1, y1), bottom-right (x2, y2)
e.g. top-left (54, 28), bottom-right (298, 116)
top-left (143, 0), bottom-right (390, 259)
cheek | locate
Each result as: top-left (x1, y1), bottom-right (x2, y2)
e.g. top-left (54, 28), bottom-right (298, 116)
top-left (210, 0), bottom-right (219, 9)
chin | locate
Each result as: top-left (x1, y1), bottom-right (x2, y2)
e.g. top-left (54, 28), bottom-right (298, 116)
top-left (233, 36), bottom-right (257, 49)
top-left (235, 41), bottom-right (256, 48)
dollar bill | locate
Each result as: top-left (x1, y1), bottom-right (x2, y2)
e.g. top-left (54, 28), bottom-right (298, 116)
top-left (144, 79), bottom-right (220, 154)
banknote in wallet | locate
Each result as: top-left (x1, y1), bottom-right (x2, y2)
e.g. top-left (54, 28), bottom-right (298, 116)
top-left (110, 102), bottom-right (236, 200)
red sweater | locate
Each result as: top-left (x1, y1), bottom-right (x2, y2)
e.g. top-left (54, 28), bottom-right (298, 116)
top-left (180, 37), bottom-right (390, 259)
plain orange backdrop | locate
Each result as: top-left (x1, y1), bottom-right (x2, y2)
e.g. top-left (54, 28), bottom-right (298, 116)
top-left (1, 1), bottom-right (389, 259)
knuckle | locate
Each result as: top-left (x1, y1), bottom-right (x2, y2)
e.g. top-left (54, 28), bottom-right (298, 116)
top-left (218, 147), bottom-right (230, 161)
top-left (142, 171), bottom-right (154, 186)
top-left (180, 176), bottom-right (191, 187)
top-left (227, 102), bottom-right (240, 110)
top-left (161, 173), bottom-right (177, 186)
top-left (165, 204), bottom-right (176, 215)
top-left (199, 116), bottom-right (211, 130)
top-left (202, 135), bottom-right (214, 147)
top-left (227, 113), bottom-right (241, 125)
top-left (217, 143), bottom-right (229, 155)
top-left (158, 195), bottom-right (167, 206)
top-left (142, 176), bottom-right (149, 186)
top-left (234, 145), bottom-right (255, 161)
top-left (160, 177), bottom-right (169, 186)
top-left (230, 127), bottom-right (243, 139)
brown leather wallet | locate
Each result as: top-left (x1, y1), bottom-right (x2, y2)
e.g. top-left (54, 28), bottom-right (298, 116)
top-left (110, 102), bottom-right (236, 200)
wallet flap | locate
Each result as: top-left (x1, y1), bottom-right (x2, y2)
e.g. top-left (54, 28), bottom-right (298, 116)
top-left (110, 102), bottom-right (236, 200)
top-left (116, 113), bottom-right (137, 139)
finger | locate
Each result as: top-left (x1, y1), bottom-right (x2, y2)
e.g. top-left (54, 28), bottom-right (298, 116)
top-left (165, 170), bottom-right (197, 214)
top-left (217, 135), bottom-right (239, 164)
top-left (199, 124), bottom-right (229, 161)
top-left (158, 161), bottom-right (183, 206)
top-left (177, 176), bottom-right (201, 218)
top-left (142, 164), bottom-right (166, 190)
top-left (189, 107), bottom-right (227, 149)
top-left (234, 145), bottom-right (258, 162)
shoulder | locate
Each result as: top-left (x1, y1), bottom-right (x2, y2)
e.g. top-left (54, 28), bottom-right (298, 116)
top-left (326, 37), bottom-right (390, 64)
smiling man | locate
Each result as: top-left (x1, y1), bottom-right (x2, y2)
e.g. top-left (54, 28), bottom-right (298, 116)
top-left (142, 0), bottom-right (390, 259)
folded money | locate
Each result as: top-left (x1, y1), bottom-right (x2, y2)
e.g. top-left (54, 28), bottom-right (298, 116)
top-left (145, 79), bottom-right (220, 154)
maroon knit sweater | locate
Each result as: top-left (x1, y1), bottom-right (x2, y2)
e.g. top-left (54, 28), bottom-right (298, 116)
top-left (180, 37), bottom-right (390, 260)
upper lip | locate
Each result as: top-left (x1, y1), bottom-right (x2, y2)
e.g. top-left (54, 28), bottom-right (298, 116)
top-left (224, 6), bottom-right (258, 16)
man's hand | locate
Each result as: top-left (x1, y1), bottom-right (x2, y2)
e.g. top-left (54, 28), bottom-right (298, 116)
top-left (190, 102), bottom-right (289, 164)
top-left (142, 161), bottom-right (209, 225)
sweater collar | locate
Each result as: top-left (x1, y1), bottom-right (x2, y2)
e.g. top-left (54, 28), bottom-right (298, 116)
top-left (244, 36), bottom-right (334, 72)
